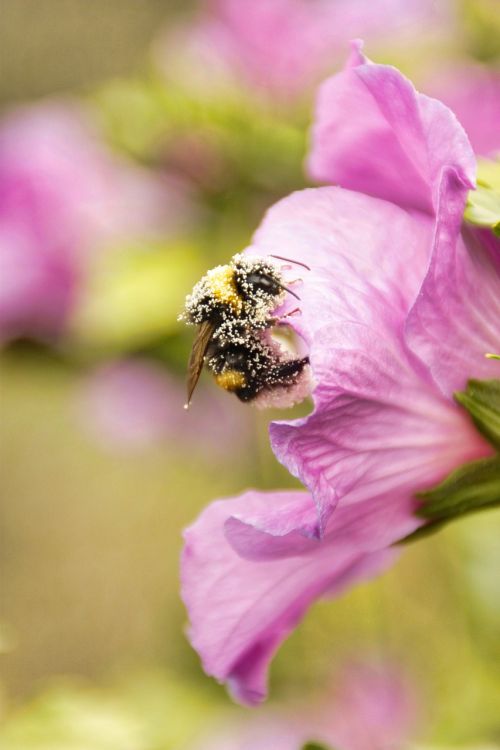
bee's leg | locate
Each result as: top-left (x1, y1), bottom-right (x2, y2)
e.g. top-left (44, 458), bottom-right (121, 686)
top-left (275, 356), bottom-right (309, 383)
top-left (267, 308), bottom-right (301, 327)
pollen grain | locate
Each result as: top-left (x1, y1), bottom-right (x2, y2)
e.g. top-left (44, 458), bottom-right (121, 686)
top-left (214, 370), bottom-right (247, 391)
top-left (206, 266), bottom-right (243, 313)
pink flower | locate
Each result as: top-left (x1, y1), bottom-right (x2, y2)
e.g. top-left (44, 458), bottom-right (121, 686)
top-left (78, 358), bottom-right (252, 457)
top-left (190, 658), bottom-right (417, 750)
top-left (423, 64), bottom-right (500, 157)
top-left (181, 44), bottom-right (500, 705)
top-left (320, 660), bottom-right (418, 750)
top-left (198, 0), bottom-right (339, 100)
top-left (78, 360), bottom-right (184, 451)
top-left (192, 715), bottom-right (305, 750)
top-left (158, 0), bottom-right (447, 103)
top-left (0, 103), bottom-right (172, 344)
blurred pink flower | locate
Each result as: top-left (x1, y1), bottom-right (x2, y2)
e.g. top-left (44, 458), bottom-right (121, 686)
top-left (79, 360), bottom-right (182, 451)
top-left (79, 358), bottom-right (252, 457)
top-left (194, 716), bottom-right (306, 750)
top-left (158, 0), bottom-right (448, 102)
top-left (424, 64), bottom-right (500, 157)
top-left (195, 0), bottom-right (339, 101)
top-left (0, 104), bottom-right (181, 344)
top-left (320, 660), bottom-right (418, 750)
top-left (181, 44), bottom-right (499, 705)
top-left (191, 659), bottom-right (417, 750)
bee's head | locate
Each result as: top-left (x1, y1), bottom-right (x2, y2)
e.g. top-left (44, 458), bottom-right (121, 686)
top-left (232, 256), bottom-right (283, 301)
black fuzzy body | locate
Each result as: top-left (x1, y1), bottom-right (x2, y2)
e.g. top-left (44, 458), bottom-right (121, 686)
top-left (181, 254), bottom-right (309, 404)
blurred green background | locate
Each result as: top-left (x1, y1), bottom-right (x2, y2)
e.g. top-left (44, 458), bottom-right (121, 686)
top-left (1, 1), bottom-right (500, 748)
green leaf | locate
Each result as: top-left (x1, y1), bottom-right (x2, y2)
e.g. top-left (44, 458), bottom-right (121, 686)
top-left (401, 378), bottom-right (500, 544)
top-left (418, 378), bottom-right (500, 525)
top-left (465, 157), bottom-right (500, 235)
top-left (454, 379), bottom-right (500, 450)
top-left (401, 455), bottom-right (500, 544)
top-left (417, 455), bottom-right (500, 521)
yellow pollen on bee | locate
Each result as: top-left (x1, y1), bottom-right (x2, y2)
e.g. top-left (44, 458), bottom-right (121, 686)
top-left (215, 370), bottom-right (247, 392)
top-left (206, 266), bottom-right (243, 312)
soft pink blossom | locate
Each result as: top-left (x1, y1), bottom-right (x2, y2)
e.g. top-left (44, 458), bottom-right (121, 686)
top-left (181, 43), bottom-right (499, 705)
top-left (320, 660), bottom-right (418, 750)
top-left (193, 715), bottom-right (306, 750)
top-left (423, 64), bottom-right (500, 157)
top-left (0, 104), bottom-right (177, 344)
top-left (79, 358), bottom-right (252, 457)
top-left (79, 360), bottom-right (183, 451)
top-left (158, 0), bottom-right (448, 102)
top-left (190, 659), bottom-right (417, 750)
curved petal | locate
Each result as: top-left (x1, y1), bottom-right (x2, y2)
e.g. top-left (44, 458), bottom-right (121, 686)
top-left (225, 487), bottom-right (326, 550)
top-left (224, 459), bottom-right (428, 561)
top-left (406, 169), bottom-right (500, 396)
top-left (308, 41), bottom-right (475, 213)
top-left (181, 490), bottom-right (398, 706)
top-left (269, 320), bottom-right (491, 534)
top-left (249, 186), bottom-right (433, 347)
top-left (226, 481), bottom-right (421, 564)
top-left (246, 186), bottom-right (491, 527)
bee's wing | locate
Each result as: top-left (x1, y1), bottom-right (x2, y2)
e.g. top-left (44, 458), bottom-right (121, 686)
top-left (186, 320), bottom-right (215, 406)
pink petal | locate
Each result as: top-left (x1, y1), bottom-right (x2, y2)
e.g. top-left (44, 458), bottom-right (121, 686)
top-left (270, 320), bottom-right (490, 536)
top-left (249, 186), bottom-right (433, 348)
top-left (406, 170), bottom-right (500, 396)
top-left (245, 178), bottom-right (492, 534)
top-left (181, 490), bottom-right (397, 706)
top-left (308, 41), bottom-right (475, 213)
top-left (225, 467), bottom-right (419, 562)
top-left (225, 488), bottom-right (325, 554)
top-left (246, 186), bottom-right (489, 528)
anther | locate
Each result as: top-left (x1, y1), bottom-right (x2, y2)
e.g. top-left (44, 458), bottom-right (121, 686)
top-left (280, 308), bottom-right (301, 320)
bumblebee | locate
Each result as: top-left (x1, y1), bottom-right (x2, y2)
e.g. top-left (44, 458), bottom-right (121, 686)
top-left (181, 254), bottom-right (309, 406)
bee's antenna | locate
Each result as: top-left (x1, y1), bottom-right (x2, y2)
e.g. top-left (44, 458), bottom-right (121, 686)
top-left (276, 282), bottom-right (301, 301)
top-left (270, 254), bottom-right (311, 271)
